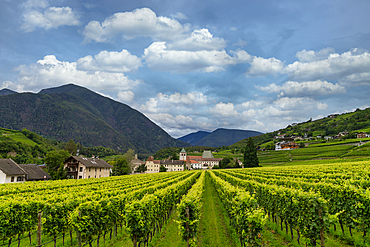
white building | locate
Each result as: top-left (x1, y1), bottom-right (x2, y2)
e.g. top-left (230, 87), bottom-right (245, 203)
top-left (0, 159), bottom-right (27, 184)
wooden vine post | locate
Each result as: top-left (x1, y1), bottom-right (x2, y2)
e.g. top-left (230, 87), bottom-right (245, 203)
top-left (319, 208), bottom-right (325, 247)
top-left (186, 207), bottom-right (190, 247)
top-left (133, 234), bottom-right (137, 247)
top-left (77, 211), bottom-right (82, 247)
top-left (37, 211), bottom-right (42, 247)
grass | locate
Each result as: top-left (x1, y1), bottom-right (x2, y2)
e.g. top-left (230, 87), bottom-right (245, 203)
top-left (3, 227), bottom-right (132, 247)
top-left (0, 129), bottom-right (38, 146)
top-left (196, 173), bottom-right (240, 247)
top-left (148, 210), bottom-right (186, 247)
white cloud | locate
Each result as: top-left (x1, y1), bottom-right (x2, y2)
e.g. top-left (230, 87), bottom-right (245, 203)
top-left (247, 56), bottom-right (284, 76)
top-left (139, 91), bottom-right (209, 114)
top-left (140, 98), bottom-right (159, 113)
top-left (144, 113), bottom-right (212, 137)
top-left (258, 106), bottom-right (291, 117)
top-left (1, 81), bottom-right (14, 90)
top-left (22, 0), bottom-right (49, 9)
top-left (285, 48), bottom-right (370, 81)
top-left (14, 55), bottom-right (140, 94)
top-left (295, 47), bottom-right (335, 62)
top-left (168, 29), bottom-right (227, 51)
top-left (257, 80), bottom-right (346, 97)
top-left (170, 12), bottom-right (188, 20)
top-left (21, 0), bottom-right (80, 32)
top-left (340, 72), bottom-right (370, 86)
top-left (77, 49), bottom-right (142, 73)
top-left (316, 102), bottom-right (328, 110)
top-left (143, 42), bottom-right (251, 73)
top-left (209, 102), bottom-right (239, 117)
top-left (241, 109), bottom-right (256, 118)
top-left (274, 97), bottom-right (317, 110)
top-left (157, 92), bottom-right (208, 105)
top-left (117, 91), bottom-right (135, 103)
top-left (82, 8), bottom-right (190, 43)
top-left (230, 27), bottom-right (238, 31)
top-left (241, 100), bottom-right (266, 109)
top-left (233, 38), bottom-right (247, 47)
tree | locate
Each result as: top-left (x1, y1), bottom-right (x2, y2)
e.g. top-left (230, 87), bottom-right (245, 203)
top-left (159, 165), bottom-right (167, 172)
top-left (243, 137), bottom-right (259, 168)
top-left (299, 142), bottom-right (305, 148)
top-left (123, 149), bottom-right (136, 172)
top-left (65, 139), bottom-right (77, 155)
top-left (45, 150), bottom-right (70, 180)
top-left (171, 151), bottom-right (179, 160)
top-left (220, 157), bottom-right (231, 169)
top-left (136, 163), bottom-right (147, 173)
top-left (112, 156), bottom-right (130, 176)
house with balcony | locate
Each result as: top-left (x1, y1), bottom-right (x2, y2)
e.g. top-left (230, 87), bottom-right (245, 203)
top-left (64, 156), bottom-right (112, 179)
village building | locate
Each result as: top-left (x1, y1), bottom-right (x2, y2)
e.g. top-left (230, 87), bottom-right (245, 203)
top-left (0, 159), bottom-right (27, 184)
top-left (18, 164), bottom-right (52, 181)
top-left (145, 156), bottom-right (160, 173)
top-left (160, 160), bottom-right (185, 172)
top-left (357, 132), bottom-right (369, 139)
top-left (64, 156), bottom-right (112, 179)
top-left (180, 148), bottom-right (223, 169)
top-left (275, 141), bottom-right (298, 151)
top-left (144, 156), bottom-right (184, 173)
top-left (130, 154), bottom-right (145, 173)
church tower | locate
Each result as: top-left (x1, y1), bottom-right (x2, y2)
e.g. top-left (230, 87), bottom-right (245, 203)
top-left (179, 148), bottom-right (187, 161)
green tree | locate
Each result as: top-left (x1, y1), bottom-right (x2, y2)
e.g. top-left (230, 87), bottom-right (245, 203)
top-left (220, 157), bottom-right (231, 169)
top-left (136, 163), bottom-right (147, 173)
top-left (112, 156), bottom-right (130, 176)
top-left (243, 137), bottom-right (259, 168)
top-left (65, 139), bottom-right (77, 155)
top-left (159, 165), bottom-right (167, 172)
top-left (171, 151), bottom-right (179, 160)
top-left (299, 142), bottom-right (305, 148)
top-left (45, 150), bottom-right (70, 180)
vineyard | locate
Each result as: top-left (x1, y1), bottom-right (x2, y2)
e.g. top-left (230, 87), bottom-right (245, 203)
top-left (1, 161), bottom-right (370, 246)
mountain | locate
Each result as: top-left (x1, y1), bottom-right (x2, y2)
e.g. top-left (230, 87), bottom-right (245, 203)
top-left (0, 84), bottom-right (189, 154)
top-left (179, 128), bottom-right (263, 147)
top-left (0, 88), bottom-right (17, 96)
top-left (178, 131), bottom-right (211, 145)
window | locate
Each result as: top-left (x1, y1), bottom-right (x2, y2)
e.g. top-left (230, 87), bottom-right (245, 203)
top-left (89, 168), bottom-right (91, 172)
top-left (100, 168), bottom-right (101, 172)
top-left (88, 175), bottom-right (90, 178)
top-left (17, 176), bottom-right (23, 181)
top-left (95, 168), bottom-right (97, 172)
top-left (11, 177), bottom-right (14, 182)
top-left (78, 176), bottom-right (82, 179)
top-left (80, 167), bottom-right (83, 172)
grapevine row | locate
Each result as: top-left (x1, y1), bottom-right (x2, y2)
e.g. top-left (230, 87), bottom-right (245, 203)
top-left (176, 171), bottom-right (206, 246)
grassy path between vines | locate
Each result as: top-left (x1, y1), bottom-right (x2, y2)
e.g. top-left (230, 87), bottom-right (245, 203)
top-left (196, 173), bottom-right (239, 247)
top-left (149, 172), bottom-right (239, 247)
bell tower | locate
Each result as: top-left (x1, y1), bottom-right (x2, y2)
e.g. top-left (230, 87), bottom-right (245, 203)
top-left (179, 148), bottom-right (187, 161)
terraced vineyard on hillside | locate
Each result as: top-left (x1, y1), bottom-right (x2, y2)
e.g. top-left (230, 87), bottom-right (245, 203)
top-left (1, 161), bottom-right (370, 246)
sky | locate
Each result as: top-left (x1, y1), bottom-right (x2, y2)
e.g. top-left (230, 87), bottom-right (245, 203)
top-left (1, 0), bottom-right (370, 138)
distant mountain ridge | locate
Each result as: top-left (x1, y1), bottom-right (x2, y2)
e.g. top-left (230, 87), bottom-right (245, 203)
top-left (179, 128), bottom-right (263, 147)
top-left (0, 88), bottom-right (17, 96)
top-left (0, 84), bottom-right (189, 154)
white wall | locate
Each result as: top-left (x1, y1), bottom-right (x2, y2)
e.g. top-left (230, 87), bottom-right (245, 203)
top-left (0, 170), bottom-right (6, 184)
top-left (0, 171), bottom-right (25, 184)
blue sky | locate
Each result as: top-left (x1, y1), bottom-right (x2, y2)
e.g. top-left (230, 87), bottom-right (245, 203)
top-left (1, 0), bottom-right (370, 138)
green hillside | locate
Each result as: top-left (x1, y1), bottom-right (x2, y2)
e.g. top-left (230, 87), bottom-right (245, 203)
top-left (0, 127), bottom-right (58, 164)
top-left (0, 84), bottom-right (189, 155)
top-left (231, 107), bottom-right (370, 149)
